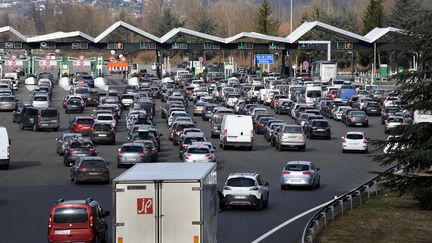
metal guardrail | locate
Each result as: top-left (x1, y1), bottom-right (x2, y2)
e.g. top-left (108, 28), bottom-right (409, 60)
top-left (301, 165), bottom-right (402, 243)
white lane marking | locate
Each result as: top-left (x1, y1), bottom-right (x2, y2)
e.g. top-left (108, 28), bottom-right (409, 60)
top-left (251, 199), bottom-right (334, 243)
top-left (60, 84), bottom-right (71, 91)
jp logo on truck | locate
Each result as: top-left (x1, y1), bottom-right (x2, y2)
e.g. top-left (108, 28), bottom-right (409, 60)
top-left (137, 198), bottom-right (153, 214)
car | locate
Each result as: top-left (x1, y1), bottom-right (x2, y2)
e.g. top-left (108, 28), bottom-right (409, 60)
top-left (280, 161), bottom-right (320, 190)
top-left (65, 98), bottom-right (84, 114)
top-left (95, 113), bottom-right (116, 128)
top-left (342, 131), bottom-right (368, 153)
top-left (345, 110), bottom-right (369, 127)
top-left (89, 122), bottom-right (116, 145)
top-left (275, 124), bottom-right (306, 151)
top-left (70, 157), bottom-right (110, 184)
top-left (47, 198), bottom-right (109, 243)
top-left (332, 106), bottom-right (351, 120)
top-left (306, 119), bottom-right (331, 139)
top-left (182, 144), bottom-right (216, 162)
top-left (63, 138), bottom-right (97, 166)
top-left (201, 103), bottom-right (219, 121)
top-left (141, 140), bottom-right (158, 162)
top-left (0, 95), bottom-right (17, 111)
top-left (32, 93), bottom-right (50, 108)
top-left (385, 115), bottom-right (406, 133)
top-left (222, 173), bottom-right (269, 210)
top-left (56, 133), bottom-right (83, 156)
top-left (33, 107), bottom-right (60, 132)
top-left (179, 132), bottom-right (207, 158)
top-left (381, 106), bottom-right (401, 124)
top-left (69, 116), bottom-right (95, 136)
top-left (363, 101), bottom-right (382, 116)
top-left (192, 102), bottom-right (206, 116)
top-left (117, 143), bottom-right (151, 168)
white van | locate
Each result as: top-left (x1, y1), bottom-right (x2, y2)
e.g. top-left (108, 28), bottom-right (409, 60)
top-left (0, 127), bottom-right (10, 169)
top-left (219, 115), bottom-right (253, 151)
top-left (259, 89), bottom-right (270, 104)
top-left (305, 86), bottom-right (322, 105)
top-left (414, 110), bottom-right (432, 124)
top-left (264, 89), bottom-right (280, 106)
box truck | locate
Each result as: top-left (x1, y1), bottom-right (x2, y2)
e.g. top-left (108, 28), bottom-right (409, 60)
top-left (113, 163), bottom-right (217, 243)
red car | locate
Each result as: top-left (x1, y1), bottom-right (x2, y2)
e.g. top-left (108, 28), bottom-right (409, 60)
top-left (48, 198), bottom-right (109, 243)
top-left (69, 116), bottom-right (94, 135)
top-left (185, 86), bottom-right (194, 100)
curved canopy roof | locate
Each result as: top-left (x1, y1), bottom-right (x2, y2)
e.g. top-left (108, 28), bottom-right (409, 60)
top-left (0, 20), bottom-right (403, 44)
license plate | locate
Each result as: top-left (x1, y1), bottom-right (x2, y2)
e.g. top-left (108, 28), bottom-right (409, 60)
top-left (235, 195), bottom-right (247, 199)
top-left (40, 124), bottom-right (48, 127)
top-left (317, 129), bottom-right (325, 131)
top-left (82, 126), bottom-right (90, 129)
top-left (98, 134), bottom-right (107, 137)
top-left (55, 230), bottom-right (70, 235)
top-left (51, 120), bottom-right (57, 122)
top-left (371, 109), bottom-right (377, 112)
top-left (290, 179), bottom-right (302, 183)
top-left (89, 172), bottom-right (99, 175)
top-left (356, 123), bottom-right (363, 125)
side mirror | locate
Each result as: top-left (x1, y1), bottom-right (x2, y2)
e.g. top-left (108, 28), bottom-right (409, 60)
top-left (159, 133), bottom-right (163, 137)
top-left (316, 167), bottom-right (321, 171)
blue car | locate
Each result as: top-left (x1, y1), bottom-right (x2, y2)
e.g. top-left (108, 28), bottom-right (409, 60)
top-left (338, 88), bottom-right (356, 102)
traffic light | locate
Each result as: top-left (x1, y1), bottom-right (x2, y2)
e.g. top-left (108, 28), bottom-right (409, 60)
top-left (337, 41), bottom-right (353, 50)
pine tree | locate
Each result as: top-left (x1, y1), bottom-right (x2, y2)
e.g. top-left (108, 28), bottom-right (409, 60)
top-left (387, 0), bottom-right (422, 30)
top-left (193, 10), bottom-right (217, 35)
top-left (373, 10), bottom-right (432, 210)
top-left (156, 9), bottom-right (184, 37)
top-left (255, 0), bottom-right (279, 35)
top-left (362, 0), bottom-right (384, 34)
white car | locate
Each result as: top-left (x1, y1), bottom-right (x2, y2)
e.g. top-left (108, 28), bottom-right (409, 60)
top-left (383, 97), bottom-right (400, 108)
top-left (222, 172), bottom-right (269, 210)
top-left (385, 115), bottom-right (405, 133)
top-left (333, 106), bottom-right (351, 120)
top-left (32, 94), bottom-right (50, 108)
top-left (341, 131), bottom-right (368, 153)
top-left (95, 113), bottom-right (116, 128)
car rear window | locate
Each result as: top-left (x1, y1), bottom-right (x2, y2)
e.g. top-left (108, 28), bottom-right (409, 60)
top-left (284, 126), bottom-right (302, 133)
top-left (34, 96), bottom-right (47, 101)
top-left (312, 121), bottom-right (329, 127)
top-left (351, 112), bottom-right (366, 117)
top-left (93, 124), bottom-right (112, 131)
top-left (122, 95), bottom-right (134, 99)
top-left (285, 164), bottom-right (310, 171)
top-left (77, 119), bottom-right (94, 124)
top-left (70, 142), bottom-right (93, 148)
top-left (81, 160), bottom-right (106, 168)
top-left (68, 99), bottom-right (81, 105)
top-left (0, 96), bottom-right (15, 102)
top-left (41, 109), bottom-right (58, 117)
top-left (346, 134), bottom-right (364, 139)
top-left (187, 147), bottom-right (210, 154)
top-left (227, 177), bottom-right (255, 187)
top-left (121, 146), bottom-right (143, 152)
top-left (184, 137), bottom-right (205, 144)
top-left (388, 117), bottom-right (404, 122)
top-left (98, 115), bottom-right (113, 121)
top-left (54, 208), bottom-right (88, 223)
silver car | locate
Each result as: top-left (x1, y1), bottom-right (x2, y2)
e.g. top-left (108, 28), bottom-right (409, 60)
top-left (117, 143), bottom-right (151, 168)
top-left (0, 95), bottom-right (17, 111)
top-left (193, 102), bottom-right (206, 116)
top-left (280, 161), bottom-right (320, 190)
top-left (182, 144), bottom-right (216, 162)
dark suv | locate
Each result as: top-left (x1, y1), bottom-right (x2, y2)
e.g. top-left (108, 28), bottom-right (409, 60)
top-left (89, 123), bottom-right (116, 145)
top-left (63, 138), bottom-right (97, 166)
top-left (47, 198), bottom-right (109, 243)
top-left (306, 119), bottom-right (331, 139)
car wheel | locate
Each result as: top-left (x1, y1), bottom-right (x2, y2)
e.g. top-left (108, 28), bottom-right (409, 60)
top-left (270, 140), bottom-right (275, 147)
top-left (278, 144), bottom-right (283, 151)
top-left (247, 146), bottom-right (252, 151)
top-left (54, 128), bottom-right (59, 132)
top-left (74, 178), bottom-right (79, 185)
top-left (342, 149), bottom-right (346, 153)
top-left (256, 198), bottom-right (263, 210)
top-left (364, 148), bottom-right (369, 154)
top-left (263, 196), bottom-right (269, 208)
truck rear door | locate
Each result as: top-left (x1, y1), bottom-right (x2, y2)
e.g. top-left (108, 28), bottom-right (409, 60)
top-left (115, 182), bottom-right (156, 243)
top-left (161, 182), bottom-right (201, 243)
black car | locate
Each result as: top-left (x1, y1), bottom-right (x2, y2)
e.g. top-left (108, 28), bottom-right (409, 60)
top-left (56, 133), bottom-right (83, 156)
top-left (12, 102), bottom-right (32, 123)
top-left (363, 101), bottom-right (382, 116)
top-left (63, 138), bottom-right (97, 166)
top-left (65, 98), bottom-right (84, 114)
top-left (70, 157), bottom-right (109, 184)
top-left (306, 119), bottom-right (331, 139)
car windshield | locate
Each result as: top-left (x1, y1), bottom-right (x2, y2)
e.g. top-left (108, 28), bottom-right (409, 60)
top-left (68, 99), bottom-right (81, 105)
top-left (93, 124), bottom-right (112, 131)
top-left (77, 119), bottom-right (94, 124)
top-left (122, 95), bottom-right (134, 99)
top-left (187, 147), bottom-right (210, 154)
top-left (227, 177), bottom-right (255, 187)
top-left (81, 160), bottom-right (106, 168)
top-left (0, 96), bottom-right (14, 102)
top-left (41, 109), bottom-right (57, 117)
top-left (285, 164), bottom-right (310, 171)
top-left (389, 117), bottom-right (404, 122)
top-left (54, 208), bottom-right (88, 223)
top-left (306, 91), bottom-right (321, 98)
top-left (121, 145), bottom-right (143, 152)
top-left (284, 126), bottom-right (302, 133)
top-left (183, 137), bottom-right (205, 144)
top-left (346, 134), bottom-right (364, 139)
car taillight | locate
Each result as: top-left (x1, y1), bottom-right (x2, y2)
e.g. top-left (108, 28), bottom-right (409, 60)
top-left (7, 146), bottom-right (10, 158)
top-left (150, 147), bottom-right (156, 152)
top-left (88, 148), bottom-right (95, 152)
top-left (363, 139), bottom-right (368, 143)
top-left (48, 216), bottom-right (52, 228)
top-left (282, 171), bottom-right (290, 174)
top-left (184, 153), bottom-right (191, 158)
top-left (87, 97), bottom-right (91, 101)
top-left (224, 186), bottom-right (231, 190)
top-left (249, 186), bottom-right (258, 191)
top-left (176, 131), bottom-right (181, 135)
top-left (89, 215), bottom-right (93, 227)
top-left (342, 138), bottom-right (346, 143)
top-left (205, 153), bottom-right (212, 158)
top-left (138, 152), bottom-right (145, 156)
top-left (303, 171), bottom-right (312, 175)
top-left (79, 168), bottom-right (88, 172)
top-left (365, 116), bottom-right (368, 121)
top-left (68, 148), bottom-right (76, 152)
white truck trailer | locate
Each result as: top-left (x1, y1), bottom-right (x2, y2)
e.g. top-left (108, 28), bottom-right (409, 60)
top-left (113, 163), bottom-right (217, 243)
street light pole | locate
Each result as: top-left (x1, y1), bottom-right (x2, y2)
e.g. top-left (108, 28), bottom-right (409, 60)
top-left (290, 0), bottom-right (293, 33)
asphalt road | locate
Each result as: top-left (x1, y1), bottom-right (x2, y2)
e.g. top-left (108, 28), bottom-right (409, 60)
top-left (0, 77), bottom-right (387, 243)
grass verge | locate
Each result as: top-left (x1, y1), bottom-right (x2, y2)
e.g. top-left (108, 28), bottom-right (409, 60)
top-left (317, 192), bottom-right (432, 243)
